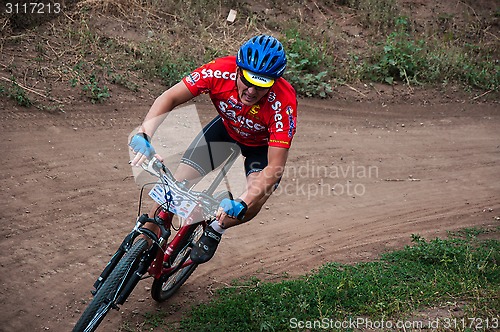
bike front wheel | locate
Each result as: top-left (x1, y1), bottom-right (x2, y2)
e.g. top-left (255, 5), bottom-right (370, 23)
top-left (72, 238), bottom-right (149, 332)
top-left (151, 224), bottom-right (204, 302)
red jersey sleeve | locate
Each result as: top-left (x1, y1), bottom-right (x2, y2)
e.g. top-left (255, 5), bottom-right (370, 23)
top-left (182, 62), bottom-right (212, 96)
top-left (181, 57), bottom-right (237, 96)
top-left (268, 81), bottom-right (297, 149)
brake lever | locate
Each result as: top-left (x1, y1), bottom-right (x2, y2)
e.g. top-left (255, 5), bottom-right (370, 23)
top-left (141, 157), bottom-right (162, 177)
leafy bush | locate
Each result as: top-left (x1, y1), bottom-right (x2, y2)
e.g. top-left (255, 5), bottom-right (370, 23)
top-left (0, 77), bottom-right (32, 107)
top-left (282, 29), bottom-right (333, 98)
top-left (82, 74), bottom-right (110, 103)
top-left (361, 17), bottom-right (425, 85)
top-left (357, 16), bottom-right (499, 90)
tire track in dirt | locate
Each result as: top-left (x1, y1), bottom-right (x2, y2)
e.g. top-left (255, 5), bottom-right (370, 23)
top-left (0, 99), bottom-right (498, 331)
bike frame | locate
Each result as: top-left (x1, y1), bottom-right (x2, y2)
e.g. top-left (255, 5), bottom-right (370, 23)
top-left (91, 147), bottom-right (240, 303)
top-left (149, 145), bottom-right (240, 279)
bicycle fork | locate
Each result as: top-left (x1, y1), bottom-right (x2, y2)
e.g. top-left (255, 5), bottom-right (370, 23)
top-left (91, 213), bottom-right (170, 298)
top-left (115, 213), bottom-right (173, 305)
top-left (115, 243), bottom-right (158, 305)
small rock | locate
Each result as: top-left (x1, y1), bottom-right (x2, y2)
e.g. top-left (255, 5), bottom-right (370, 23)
top-left (305, 216), bottom-right (309, 219)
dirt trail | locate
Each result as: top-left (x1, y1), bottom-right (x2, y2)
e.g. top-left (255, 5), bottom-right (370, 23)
top-left (0, 97), bottom-right (499, 331)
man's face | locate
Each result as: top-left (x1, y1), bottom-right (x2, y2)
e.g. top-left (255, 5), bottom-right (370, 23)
top-left (236, 69), bottom-right (271, 106)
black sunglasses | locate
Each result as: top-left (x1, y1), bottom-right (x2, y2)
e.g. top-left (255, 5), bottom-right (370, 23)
top-left (238, 70), bottom-right (271, 91)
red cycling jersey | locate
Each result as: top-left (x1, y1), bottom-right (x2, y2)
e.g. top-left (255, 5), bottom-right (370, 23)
top-left (182, 56), bottom-right (297, 148)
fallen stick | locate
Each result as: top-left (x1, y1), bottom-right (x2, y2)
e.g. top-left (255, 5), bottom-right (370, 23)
top-left (344, 83), bottom-right (368, 97)
top-left (472, 89), bottom-right (493, 100)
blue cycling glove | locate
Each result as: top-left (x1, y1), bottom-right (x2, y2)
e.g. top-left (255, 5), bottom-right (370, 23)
top-left (219, 198), bottom-right (248, 220)
top-left (129, 133), bottom-right (156, 159)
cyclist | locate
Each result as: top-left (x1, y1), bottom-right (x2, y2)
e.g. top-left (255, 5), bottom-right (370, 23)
top-left (129, 34), bottom-right (297, 264)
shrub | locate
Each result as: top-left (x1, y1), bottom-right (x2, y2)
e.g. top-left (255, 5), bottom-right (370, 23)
top-left (282, 29), bottom-right (334, 98)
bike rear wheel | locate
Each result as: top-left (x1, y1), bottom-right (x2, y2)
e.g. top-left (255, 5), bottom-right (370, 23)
top-left (151, 223), bottom-right (204, 302)
top-left (72, 238), bottom-right (149, 332)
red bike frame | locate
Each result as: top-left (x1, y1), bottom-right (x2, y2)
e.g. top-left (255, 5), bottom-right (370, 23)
top-left (147, 208), bottom-right (205, 279)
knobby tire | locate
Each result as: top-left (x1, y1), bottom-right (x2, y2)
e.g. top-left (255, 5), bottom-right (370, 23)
top-left (72, 238), bottom-right (149, 332)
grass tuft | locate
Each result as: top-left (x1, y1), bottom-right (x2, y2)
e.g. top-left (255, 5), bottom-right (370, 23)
top-left (174, 229), bottom-right (499, 332)
top-left (1, 0), bottom-right (498, 103)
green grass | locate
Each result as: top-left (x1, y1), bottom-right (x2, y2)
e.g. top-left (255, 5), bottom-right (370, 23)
top-left (282, 28), bottom-right (334, 98)
top-left (356, 17), bottom-right (500, 90)
top-left (0, 77), bottom-right (32, 107)
top-left (165, 228), bottom-right (499, 331)
top-left (340, 0), bottom-right (399, 33)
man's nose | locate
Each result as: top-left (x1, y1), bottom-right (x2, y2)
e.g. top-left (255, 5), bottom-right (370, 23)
top-left (246, 86), bottom-right (258, 94)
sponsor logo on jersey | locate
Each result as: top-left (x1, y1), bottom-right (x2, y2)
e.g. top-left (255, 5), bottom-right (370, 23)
top-left (268, 92), bottom-right (276, 102)
top-left (218, 101), bottom-right (266, 132)
top-left (202, 68), bottom-right (237, 80)
top-left (271, 100), bottom-right (284, 132)
top-left (185, 72), bottom-right (201, 86)
top-left (230, 126), bottom-right (251, 137)
top-left (286, 106), bottom-right (295, 138)
top-left (270, 139), bottom-right (290, 146)
top-left (227, 95), bottom-right (242, 110)
top-left (249, 105), bottom-right (260, 119)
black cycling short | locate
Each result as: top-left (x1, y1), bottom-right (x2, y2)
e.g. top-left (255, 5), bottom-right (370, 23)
top-left (181, 116), bottom-right (269, 177)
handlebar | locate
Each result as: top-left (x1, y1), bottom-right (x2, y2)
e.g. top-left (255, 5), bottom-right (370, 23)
top-left (139, 157), bottom-right (220, 221)
top-left (141, 157), bottom-right (168, 178)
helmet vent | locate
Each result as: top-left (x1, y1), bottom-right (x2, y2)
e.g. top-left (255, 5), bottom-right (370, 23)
top-left (236, 34), bottom-right (287, 78)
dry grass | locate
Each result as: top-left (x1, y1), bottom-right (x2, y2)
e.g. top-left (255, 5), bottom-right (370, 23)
top-left (0, 0), bottom-right (497, 108)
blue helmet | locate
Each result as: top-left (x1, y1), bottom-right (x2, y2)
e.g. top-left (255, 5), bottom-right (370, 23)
top-left (237, 35), bottom-right (287, 79)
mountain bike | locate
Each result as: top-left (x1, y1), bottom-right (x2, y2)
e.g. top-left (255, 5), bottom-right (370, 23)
top-left (72, 148), bottom-right (239, 332)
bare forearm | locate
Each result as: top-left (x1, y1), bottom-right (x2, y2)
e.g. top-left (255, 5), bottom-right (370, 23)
top-left (240, 165), bottom-right (284, 208)
top-left (138, 93), bottom-right (172, 136)
top-left (138, 81), bottom-right (194, 137)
